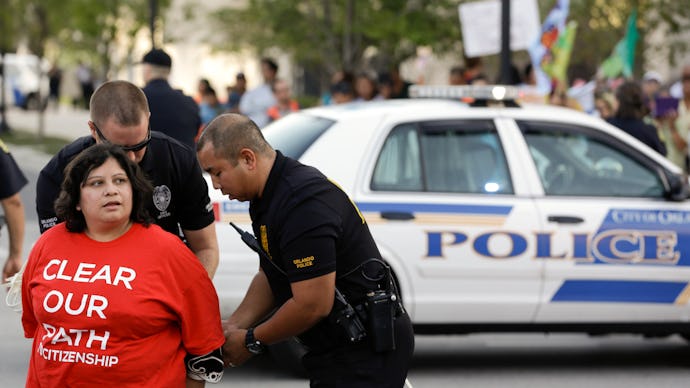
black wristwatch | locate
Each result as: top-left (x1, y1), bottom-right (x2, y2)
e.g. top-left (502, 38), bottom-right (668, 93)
top-left (245, 327), bottom-right (266, 355)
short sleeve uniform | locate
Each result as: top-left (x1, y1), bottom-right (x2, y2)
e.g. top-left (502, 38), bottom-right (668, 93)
top-left (0, 140), bottom-right (28, 199)
top-left (249, 151), bottom-right (383, 349)
top-left (36, 133), bottom-right (214, 235)
top-left (21, 223), bottom-right (224, 387)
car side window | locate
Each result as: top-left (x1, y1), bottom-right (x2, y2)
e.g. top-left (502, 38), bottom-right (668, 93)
top-left (520, 122), bottom-right (664, 197)
top-left (371, 124), bottom-right (423, 191)
top-left (372, 121), bottom-right (513, 194)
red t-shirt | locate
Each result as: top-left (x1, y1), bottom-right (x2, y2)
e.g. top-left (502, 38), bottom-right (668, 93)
top-left (21, 223), bottom-right (224, 387)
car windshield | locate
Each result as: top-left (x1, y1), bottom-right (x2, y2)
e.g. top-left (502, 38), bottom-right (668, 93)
top-left (262, 113), bottom-right (335, 159)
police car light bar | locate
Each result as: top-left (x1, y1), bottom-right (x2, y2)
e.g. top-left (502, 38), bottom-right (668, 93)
top-left (409, 85), bottom-right (520, 101)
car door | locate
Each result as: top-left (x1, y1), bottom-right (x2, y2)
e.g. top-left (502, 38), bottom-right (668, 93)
top-left (356, 118), bottom-right (544, 325)
top-left (517, 120), bottom-right (690, 323)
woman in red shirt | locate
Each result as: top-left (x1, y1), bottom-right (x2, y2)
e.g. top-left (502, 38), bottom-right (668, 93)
top-left (21, 144), bottom-right (225, 387)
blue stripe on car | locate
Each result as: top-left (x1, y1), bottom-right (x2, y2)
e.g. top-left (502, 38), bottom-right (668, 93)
top-left (551, 280), bottom-right (688, 304)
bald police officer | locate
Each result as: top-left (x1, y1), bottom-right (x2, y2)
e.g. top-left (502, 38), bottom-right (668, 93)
top-left (197, 113), bottom-right (414, 387)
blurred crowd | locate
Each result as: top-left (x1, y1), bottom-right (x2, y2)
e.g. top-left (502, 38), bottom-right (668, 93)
top-left (41, 51), bottom-right (690, 175)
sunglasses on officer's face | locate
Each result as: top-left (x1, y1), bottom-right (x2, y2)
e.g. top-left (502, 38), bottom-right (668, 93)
top-left (92, 122), bottom-right (152, 152)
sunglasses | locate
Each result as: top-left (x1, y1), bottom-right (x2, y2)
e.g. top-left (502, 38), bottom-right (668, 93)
top-left (92, 122), bottom-right (151, 152)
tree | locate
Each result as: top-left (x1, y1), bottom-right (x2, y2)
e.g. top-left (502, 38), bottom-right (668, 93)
top-left (211, 0), bottom-right (690, 92)
top-left (212, 0), bottom-right (462, 86)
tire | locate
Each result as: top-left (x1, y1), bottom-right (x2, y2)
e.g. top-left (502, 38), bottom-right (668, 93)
top-left (268, 337), bottom-right (308, 377)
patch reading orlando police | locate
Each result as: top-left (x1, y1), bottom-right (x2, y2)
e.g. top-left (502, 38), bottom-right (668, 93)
top-left (153, 185), bottom-right (171, 219)
top-left (293, 256), bottom-right (315, 269)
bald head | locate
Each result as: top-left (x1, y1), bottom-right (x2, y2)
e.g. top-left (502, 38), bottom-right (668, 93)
top-left (90, 80), bottom-right (150, 127)
top-left (197, 113), bottom-right (274, 165)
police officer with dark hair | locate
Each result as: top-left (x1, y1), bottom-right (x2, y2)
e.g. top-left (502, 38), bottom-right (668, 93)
top-left (36, 80), bottom-right (219, 279)
top-left (197, 113), bottom-right (414, 387)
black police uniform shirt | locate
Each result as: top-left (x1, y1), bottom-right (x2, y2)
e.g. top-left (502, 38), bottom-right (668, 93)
top-left (0, 140), bottom-right (28, 200)
top-left (36, 132), bottom-right (215, 236)
top-left (143, 79), bottom-right (202, 149)
top-left (249, 151), bottom-right (383, 349)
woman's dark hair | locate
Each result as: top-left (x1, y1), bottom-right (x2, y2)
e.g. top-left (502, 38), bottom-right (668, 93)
top-left (615, 81), bottom-right (645, 120)
top-left (54, 143), bottom-right (154, 232)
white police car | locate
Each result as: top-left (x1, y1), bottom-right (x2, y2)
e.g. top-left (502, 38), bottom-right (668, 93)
top-left (208, 85), bottom-right (690, 353)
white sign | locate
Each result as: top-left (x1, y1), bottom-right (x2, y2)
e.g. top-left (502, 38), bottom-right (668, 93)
top-left (459, 0), bottom-right (540, 57)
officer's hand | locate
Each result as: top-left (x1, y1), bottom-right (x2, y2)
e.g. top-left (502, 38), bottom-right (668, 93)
top-left (3, 255), bottom-right (22, 284)
top-left (222, 327), bottom-right (253, 367)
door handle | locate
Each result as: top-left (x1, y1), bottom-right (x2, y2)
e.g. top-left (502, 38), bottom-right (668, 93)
top-left (380, 211), bottom-right (415, 221)
top-left (547, 215), bottom-right (584, 224)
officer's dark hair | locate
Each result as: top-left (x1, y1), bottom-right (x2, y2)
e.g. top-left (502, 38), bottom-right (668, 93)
top-left (55, 143), bottom-right (153, 233)
top-left (197, 113), bottom-right (273, 166)
top-left (90, 80), bottom-right (150, 128)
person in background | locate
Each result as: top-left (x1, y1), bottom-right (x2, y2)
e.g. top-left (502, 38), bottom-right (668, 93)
top-left (320, 70), bottom-right (353, 106)
top-left (0, 140), bottom-right (27, 281)
top-left (22, 143), bottom-right (224, 387)
top-left (267, 79), bottom-right (299, 122)
top-left (225, 72), bottom-right (247, 113)
top-left (463, 57), bottom-right (484, 84)
top-left (607, 81), bottom-right (666, 156)
top-left (197, 113), bottom-right (414, 387)
top-left (239, 58), bottom-right (278, 128)
top-left (141, 48), bottom-right (201, 149)
top-left (641, 71), bottom-right (663, 116)
top-left (449, 66), bottom-right (466, 85)
top-left (76, 62), bottom-right (94, 110)
top-left (194, 78), bottom-right (212, 105)
top-left (47, 64), bottom-right (62, 110)
top-left (594, 90), bottom-right (617, 120)
top-left (330, 80), bottom-right (356, 104)
top-left (387, 64), bottom-right (412, 99)
top-left (377, 73), bottom-right (395, 100)
top-left (199, 87), bottom-right (224, 128)
top-left (354, 72), bottom-right (382, 101)
top-left (36, 80), bottom-right (219, 278)
top-left (661, 64), bottom-right (690, 172)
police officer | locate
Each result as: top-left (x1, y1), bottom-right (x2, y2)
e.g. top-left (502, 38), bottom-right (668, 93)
top-left (197, 113), bottom-right (414, 387)
top-left (36, 80), bottom-right (219, 278)
top-left (141, 48), bottom-right (201, 149)
top-left (0, 140), bottom-right (27, 281)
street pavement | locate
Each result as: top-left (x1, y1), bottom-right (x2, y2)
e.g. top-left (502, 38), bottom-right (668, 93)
top-left (5, 106), bottom-right (90, 143)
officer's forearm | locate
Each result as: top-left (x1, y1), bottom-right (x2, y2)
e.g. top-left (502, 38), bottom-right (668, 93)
top-left (253, 273), bottom-right (335, 345)
top-left (183, 224), bottom-right (219, 278)
top-left (1, 193), bottom-right (25, 259)
top-left (227, 270), bottom-right (275, 329)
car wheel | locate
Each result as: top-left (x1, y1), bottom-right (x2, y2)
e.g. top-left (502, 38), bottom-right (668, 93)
top-left (268, 337), bottom-right (308, 377)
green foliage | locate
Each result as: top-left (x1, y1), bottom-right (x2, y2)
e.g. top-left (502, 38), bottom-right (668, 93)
top-left (0, 0), bottom-right (171, 75)
top-left (213, 0), bottom-right (461, 74)
top-left (212, 0), bottom-right (690, 84)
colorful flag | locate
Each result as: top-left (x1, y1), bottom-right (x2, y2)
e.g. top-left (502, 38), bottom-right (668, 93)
top-left (543, 20), bottom-right (578, 89)
top-left (528, 0), bottom-right (571, 95)
top-left (599, 10), bottom-right (638, 79)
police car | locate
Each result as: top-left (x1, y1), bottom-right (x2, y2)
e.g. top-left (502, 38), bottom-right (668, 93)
top-left (208, 85), bottom-right (690, 354)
